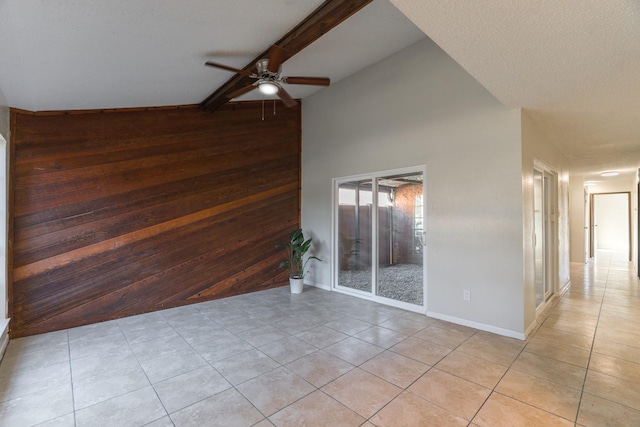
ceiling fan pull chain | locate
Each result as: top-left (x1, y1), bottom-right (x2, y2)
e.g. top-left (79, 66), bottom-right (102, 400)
top-left (273, 98), bottom-right (276, 116)
top-left (261, 98), bottom-right (265, 121)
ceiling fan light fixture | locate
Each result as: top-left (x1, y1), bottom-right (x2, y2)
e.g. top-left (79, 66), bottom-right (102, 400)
top-left (258, 81), bottom-right (279, 95)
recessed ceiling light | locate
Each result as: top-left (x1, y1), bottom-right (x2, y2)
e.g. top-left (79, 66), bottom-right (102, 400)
top-left (584, 181), bottom-right (597, 186)
top-left (600, 171), bottom-right (619, 177)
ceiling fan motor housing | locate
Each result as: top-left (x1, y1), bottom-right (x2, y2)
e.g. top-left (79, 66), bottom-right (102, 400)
top-left (256, 58), bottom-right (281, 81)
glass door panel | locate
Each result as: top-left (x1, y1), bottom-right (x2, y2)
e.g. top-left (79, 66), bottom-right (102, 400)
top-left (376, 173), bottom-right (424, 305)
top-left (337, 180), bottom-right (373, 292)
top-left (534, 166), bottom-right (558, 311)
top-left (534, 169), bottom-right (544, 308)
top-left (543, 173), bottom-right (553, 300)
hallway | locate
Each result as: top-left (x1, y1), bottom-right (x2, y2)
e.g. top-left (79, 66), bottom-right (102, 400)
top-left (531, 249), bottom-right (640, 426)
top-left (0, 251), bottom-right (638, 426)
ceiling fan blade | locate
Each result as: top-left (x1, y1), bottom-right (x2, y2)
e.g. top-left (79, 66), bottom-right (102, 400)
top-left (276, 87), bottom-right (298, 108)
top-left (205, 61), bottom-right (255, 77)
top-left (282, 76), bottom-right (330, 86)
top-left (226, 84), bottom-right (257, 99)
top-left (267, 45), bottom-right (287, 73)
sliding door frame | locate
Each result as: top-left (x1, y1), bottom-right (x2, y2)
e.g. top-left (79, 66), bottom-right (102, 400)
top-left (332, 165), bottom-right (427, 313)
top-left (533, 160), bottom-right (559, 317)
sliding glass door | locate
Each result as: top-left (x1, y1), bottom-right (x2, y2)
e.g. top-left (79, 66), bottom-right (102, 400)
top-left (335, 167), bottom-right (425, 310)
top-left (534, 163), bottom-right (557, 311)
top-left (376, 173), bottom-right (424, 305)
top-left (337, 179), bottom-right (373, 293)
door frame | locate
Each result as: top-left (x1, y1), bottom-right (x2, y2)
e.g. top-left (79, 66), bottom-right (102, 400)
top-left (589, 192), bottom-right (632, 260)
top-left (584, 188), bottom-right (589, 264)
top-left (332, 165), bottom-right (427, 313)
top-left (533, 160), bottom-right (559, 316)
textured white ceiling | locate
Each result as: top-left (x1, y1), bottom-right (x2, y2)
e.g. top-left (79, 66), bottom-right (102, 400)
top-left (391, 0), bottom-right (640, 183)
top-left (0, 0), bottom-right (326, 111)
top-left (0, 0), bottom-right (638, 183)
top-left (0, 0), bottom-right (424, 111)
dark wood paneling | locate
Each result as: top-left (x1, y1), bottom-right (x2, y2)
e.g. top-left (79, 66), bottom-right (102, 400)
top-left (9, 102), bottom-right (300, 338)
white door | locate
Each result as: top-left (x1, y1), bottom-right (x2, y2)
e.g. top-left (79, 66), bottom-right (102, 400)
top-left (584, 189), bottom-right (589, 263)
top-left (593, 193), bottom-right (631, 257)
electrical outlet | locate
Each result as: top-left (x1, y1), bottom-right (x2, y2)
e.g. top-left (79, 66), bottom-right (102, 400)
top-left (463, 290), bottom-right (471, 301)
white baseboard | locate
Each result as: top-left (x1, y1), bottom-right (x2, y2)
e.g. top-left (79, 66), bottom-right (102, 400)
top-left (304, 284), bottom-right (525, 340)
top-left (427, 311), bottom-right (525, 340)
top-left (524, 319), bottom-right (538, 338)
top-left (559, 279), bottom-right (572, 296)
top-left (305, 281), bottom-right (331, 291)
top-left (0, 318), bottom-right (9, 361)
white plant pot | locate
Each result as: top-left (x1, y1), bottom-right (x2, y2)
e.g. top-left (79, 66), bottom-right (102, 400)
top-left (289, 278), bottom-right (304, 294)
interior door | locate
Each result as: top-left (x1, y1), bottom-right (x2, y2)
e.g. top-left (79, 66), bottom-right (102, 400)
top-left (533, 169), bottom-right (544, 307)
top-left (592, 193), bottom-right (632, 258)
top-left (584, 189), bottom-right (589, 264)
top-left (543, 172), bottom-right (555, 301)
top-left (592, 196), bottom-right (598, 257)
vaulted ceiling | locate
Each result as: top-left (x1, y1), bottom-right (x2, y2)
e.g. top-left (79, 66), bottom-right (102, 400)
top-left (391, 0), bottom-right (640, 184)
top-left (0, 0), bottom-right (637, 184)
top-left (0, 0), bottom-right (424, 111)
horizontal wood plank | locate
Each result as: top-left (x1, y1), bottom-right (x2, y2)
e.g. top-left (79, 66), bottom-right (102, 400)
top-left (9, 102), bottom-right (301, 338)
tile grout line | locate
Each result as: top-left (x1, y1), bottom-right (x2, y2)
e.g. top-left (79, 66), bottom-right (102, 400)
top-left (66, 329), bottom-right (78, 427)
top-left (118, 318), bottom-right (176, 426)
top-left (465, 336), bottom-right (531, 425)
top-left (553, 262), bottom-right (604, 426)
top-left (169, 313), bottom-right (276, 425)
top-left (572, 254), bottom-right (640, 422)
top-left (364, 326), bottom-right (493, 425)
top-left (572, 255), bottom-right (609, 424)
top-left (362, 325), bottom-right (473, 422)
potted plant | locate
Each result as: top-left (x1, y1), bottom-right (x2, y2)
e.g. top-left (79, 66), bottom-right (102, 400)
top-left (277, 228), bottom-right (321, 294)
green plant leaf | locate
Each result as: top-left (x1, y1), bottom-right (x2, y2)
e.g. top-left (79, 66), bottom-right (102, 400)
top-left (277, 229), bottom-right (320, 279)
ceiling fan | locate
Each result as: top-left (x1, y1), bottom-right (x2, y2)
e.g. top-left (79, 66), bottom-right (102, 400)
top-left (205, 45), bottom-right (330, 108)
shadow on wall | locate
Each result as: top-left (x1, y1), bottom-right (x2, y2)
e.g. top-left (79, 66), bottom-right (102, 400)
top-left (0, 87), bottom-right (8, 138)
top-left (0, 87), bottom-right (8, 323)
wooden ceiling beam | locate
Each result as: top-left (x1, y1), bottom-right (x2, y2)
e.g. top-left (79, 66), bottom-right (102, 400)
top-left (199, 0), bottom-right (373, 112)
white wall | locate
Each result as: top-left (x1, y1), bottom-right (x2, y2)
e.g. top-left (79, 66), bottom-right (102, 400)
top-left (521, 111), bottom-right (570, 333)
top-left (0, 86), bottom-right (9, 355)
top-left (569, 175), bottom-right (587, 263)
top-left (634, 173), bottom-right (639, 274)
top-left (0, 90), bottom-right (8, 139)
top-left (595, 193), bottom-right (629, 250)
top-left (302, 38), bottom-right (525, 337)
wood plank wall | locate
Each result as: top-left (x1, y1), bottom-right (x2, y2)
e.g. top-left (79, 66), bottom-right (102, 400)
top-left (9, 102), bottom-right (300, 338)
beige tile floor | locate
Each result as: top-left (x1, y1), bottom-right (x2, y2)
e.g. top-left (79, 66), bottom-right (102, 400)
top-left (0, 249), bottom-right (638, 426)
